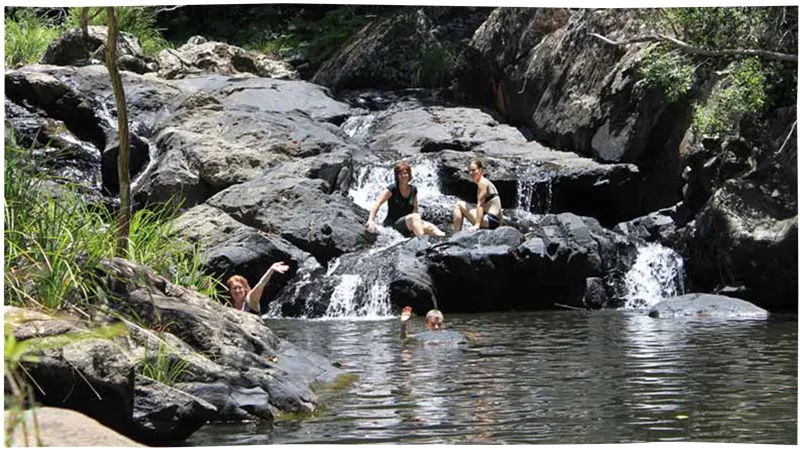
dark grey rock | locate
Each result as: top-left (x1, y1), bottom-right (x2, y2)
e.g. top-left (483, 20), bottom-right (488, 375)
top-left (132, 375), bottom-right (217, 443)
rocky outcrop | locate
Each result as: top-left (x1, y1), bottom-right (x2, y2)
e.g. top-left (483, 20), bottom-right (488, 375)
top-left (157, 35), bottom-right (298, 80)
top-left (312, 10), bottom-right (441, 90)
top-left (4, 257), bottom-right (345, 444)
top-left (272, 212), bottom-right (642, 315)
top-left (649, 293), bottom-right (770, 319)
top-left (455, 8), bottom-right (691, 213)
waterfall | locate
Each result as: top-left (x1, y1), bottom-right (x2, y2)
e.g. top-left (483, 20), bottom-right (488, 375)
top-left (514, 164), bottom-right (553, 214)
top-left (266, 156), bottom-right (455, 320)
top-left (622, 243), bottom-right (686, 311)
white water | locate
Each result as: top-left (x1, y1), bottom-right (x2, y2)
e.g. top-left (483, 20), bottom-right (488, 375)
top-left (622, 243), bottom-right (685, 311)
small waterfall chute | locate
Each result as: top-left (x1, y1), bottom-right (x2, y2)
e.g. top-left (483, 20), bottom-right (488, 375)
top-left (622, 243), bottom-right (685, 310)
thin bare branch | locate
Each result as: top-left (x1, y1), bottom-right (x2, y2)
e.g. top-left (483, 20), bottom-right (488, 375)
top-left (587, 32), bottom-right (798, 63)
top-left (155, 5), bottom-right (185, 14)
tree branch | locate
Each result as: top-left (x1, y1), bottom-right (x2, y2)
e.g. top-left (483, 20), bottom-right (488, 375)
top-left (587, 32), bottom-right (798, 63)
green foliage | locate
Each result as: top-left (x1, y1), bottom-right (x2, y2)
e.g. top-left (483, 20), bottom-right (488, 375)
top-left (693, 58), bottom-right (768, 138)
top-left (643, 7), bottom-right (796, 135)
top-left (64, 6), bottom-right (172, 55)
top-left (638, 44), bottom-right (696, 102)
top-left (4, 9), bottom-right (63, 68)
top-left (4, 138), bottom-right (223, 311)
top-left (414, 42), bottom-right (456, 88)
top-left (137, 339), bottom-right (189, 386)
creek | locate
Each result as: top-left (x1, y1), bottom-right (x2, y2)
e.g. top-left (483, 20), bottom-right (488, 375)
top-left (186, 118), bottom-right (796, 444)
top-left (186, 311), bottom-right (797, 445)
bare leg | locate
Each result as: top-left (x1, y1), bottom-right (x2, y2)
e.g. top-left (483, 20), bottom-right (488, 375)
top-left (452, 200), bottom-right (476, 232)
top-left (422, 221), bottom-right (446, 236)
top-left (405, 213), bottom-right (425, 237)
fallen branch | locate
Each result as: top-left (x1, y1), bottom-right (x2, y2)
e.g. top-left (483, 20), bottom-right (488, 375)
top-left (587, 32), bottom-right (798, 63)
top-left (776, 119), bottom-right (797, 155)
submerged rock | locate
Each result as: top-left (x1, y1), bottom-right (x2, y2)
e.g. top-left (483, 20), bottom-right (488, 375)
top-left (649, 293), bottom-right (770, 319)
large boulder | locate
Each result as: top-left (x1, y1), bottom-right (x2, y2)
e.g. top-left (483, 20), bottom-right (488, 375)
top-left (206, 174), bottom-right (373, 264)
top-left (157, 36), bottom-right (298, 80)
top-left (312, 9), bottom-right (441, 90)
top-left (649, 293), bottom-right (770, 319)
top-left (679, 180), bottom-right (797, 312)
top-left (456, 8), bottom-right (691, 213)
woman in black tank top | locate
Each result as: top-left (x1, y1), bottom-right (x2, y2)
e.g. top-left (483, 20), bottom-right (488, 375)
top-left (366, 161), bottom-right (445, 237)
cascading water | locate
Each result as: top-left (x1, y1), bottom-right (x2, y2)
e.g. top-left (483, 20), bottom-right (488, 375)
top-left (266, 157), bottom-right (455, 320)
top-left (622, 243), bottom-right (686, 311)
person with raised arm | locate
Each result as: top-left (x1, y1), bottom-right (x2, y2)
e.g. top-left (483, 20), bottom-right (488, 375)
top-left (227, 261), bottom-right (290, 314)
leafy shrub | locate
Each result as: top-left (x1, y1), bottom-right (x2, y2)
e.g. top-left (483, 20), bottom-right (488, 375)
top-left (693, 58), bottom-right (768, 138)
top-left (638, 44), bottom-right (696, 102)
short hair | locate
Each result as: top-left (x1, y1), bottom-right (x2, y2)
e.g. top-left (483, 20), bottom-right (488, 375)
top-left (393, 161), bottom-right (413, 185)
top-left (425, 309), bottom-right (444, 324)
top-left (468, 158), bottom-right (484, 170)
top-left (226, 275), bottom-right (250, 291)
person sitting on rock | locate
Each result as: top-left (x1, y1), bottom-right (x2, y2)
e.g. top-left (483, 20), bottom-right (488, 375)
top-left (227, 261), bottom-right (290, 314)
top-left (366, 161), bottom-right (446, 237)
top-left (400, 306), bottom-right (473, 346)
top-left (452, 158), bottom-right (503, 232)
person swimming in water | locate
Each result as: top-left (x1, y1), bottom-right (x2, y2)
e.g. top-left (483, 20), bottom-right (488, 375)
top-left (399, 306), bottom-right (473, 346)
top-left (452, 158), bottom-right (503, 232)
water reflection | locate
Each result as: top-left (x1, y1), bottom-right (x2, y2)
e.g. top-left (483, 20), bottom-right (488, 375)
top-left (187, 311), bottom-right (796, 445)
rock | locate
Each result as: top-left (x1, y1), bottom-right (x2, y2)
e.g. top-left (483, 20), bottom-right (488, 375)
top-left (456, 8), bottom-right (691, 213)
top-left (5, 407), bottom-right (144, 447)
top-left (206, 175), bottom-right (373, 264)
top-left (312, 9), bottom-right (440, 90)
top-left (132, 375), bottom-right (217, 444)
top-left (649, 293), bottom-right (769, 319)
top-left (582, 277), bottom-right (609, 309)
top-left (97, 257), bottom-right (344, 418)
top-left (177, 383), bottom-right (271, 421)
top-left (435, 150), bottom-right (644, 226)
top-left (157, 37), bottom-right (298, 80)
top-left (42, 26), bottom-right (144, 67)
top-left (679, 180), bottom-right (797, 311)
top-left (613, 205), bottom-right (683, 246)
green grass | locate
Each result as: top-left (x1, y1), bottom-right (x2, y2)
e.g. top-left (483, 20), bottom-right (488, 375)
top-left (4, 9), bottom-right (63, 68)
top-left (64, 6), bottom-right (172, 56)
top-left (4, 137), bottom-right (223, 311)
top-left (138, 339), bottom-right (189, 386)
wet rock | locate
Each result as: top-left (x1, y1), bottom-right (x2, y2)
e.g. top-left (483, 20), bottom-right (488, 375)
top-left (648, 293), bottom-right (769, 319)
top-left (177, 383), bottom-right (271, 420)
top-left (436, 150), bottom-right (644, 226)
top-left (172, 203), bottom-right (321, 311)
top-left (132, 375), bottom-right (217, 444)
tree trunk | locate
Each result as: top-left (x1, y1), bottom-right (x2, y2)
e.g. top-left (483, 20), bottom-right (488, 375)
top-left (104, 7), bottom-right (131, 258)
top-left (80, 8), bottom-right (89, 40)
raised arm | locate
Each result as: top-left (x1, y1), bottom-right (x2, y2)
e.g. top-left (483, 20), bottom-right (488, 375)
top-left (400, 306), bottom-right (413, 340)
top-left (246, 261), bottom-right (290, 312)
top-left (367, 188), bottom-right (392, 232)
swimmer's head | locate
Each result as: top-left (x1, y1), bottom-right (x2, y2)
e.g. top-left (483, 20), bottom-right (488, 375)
top-left (424, 309), bottom-right (444, 330)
